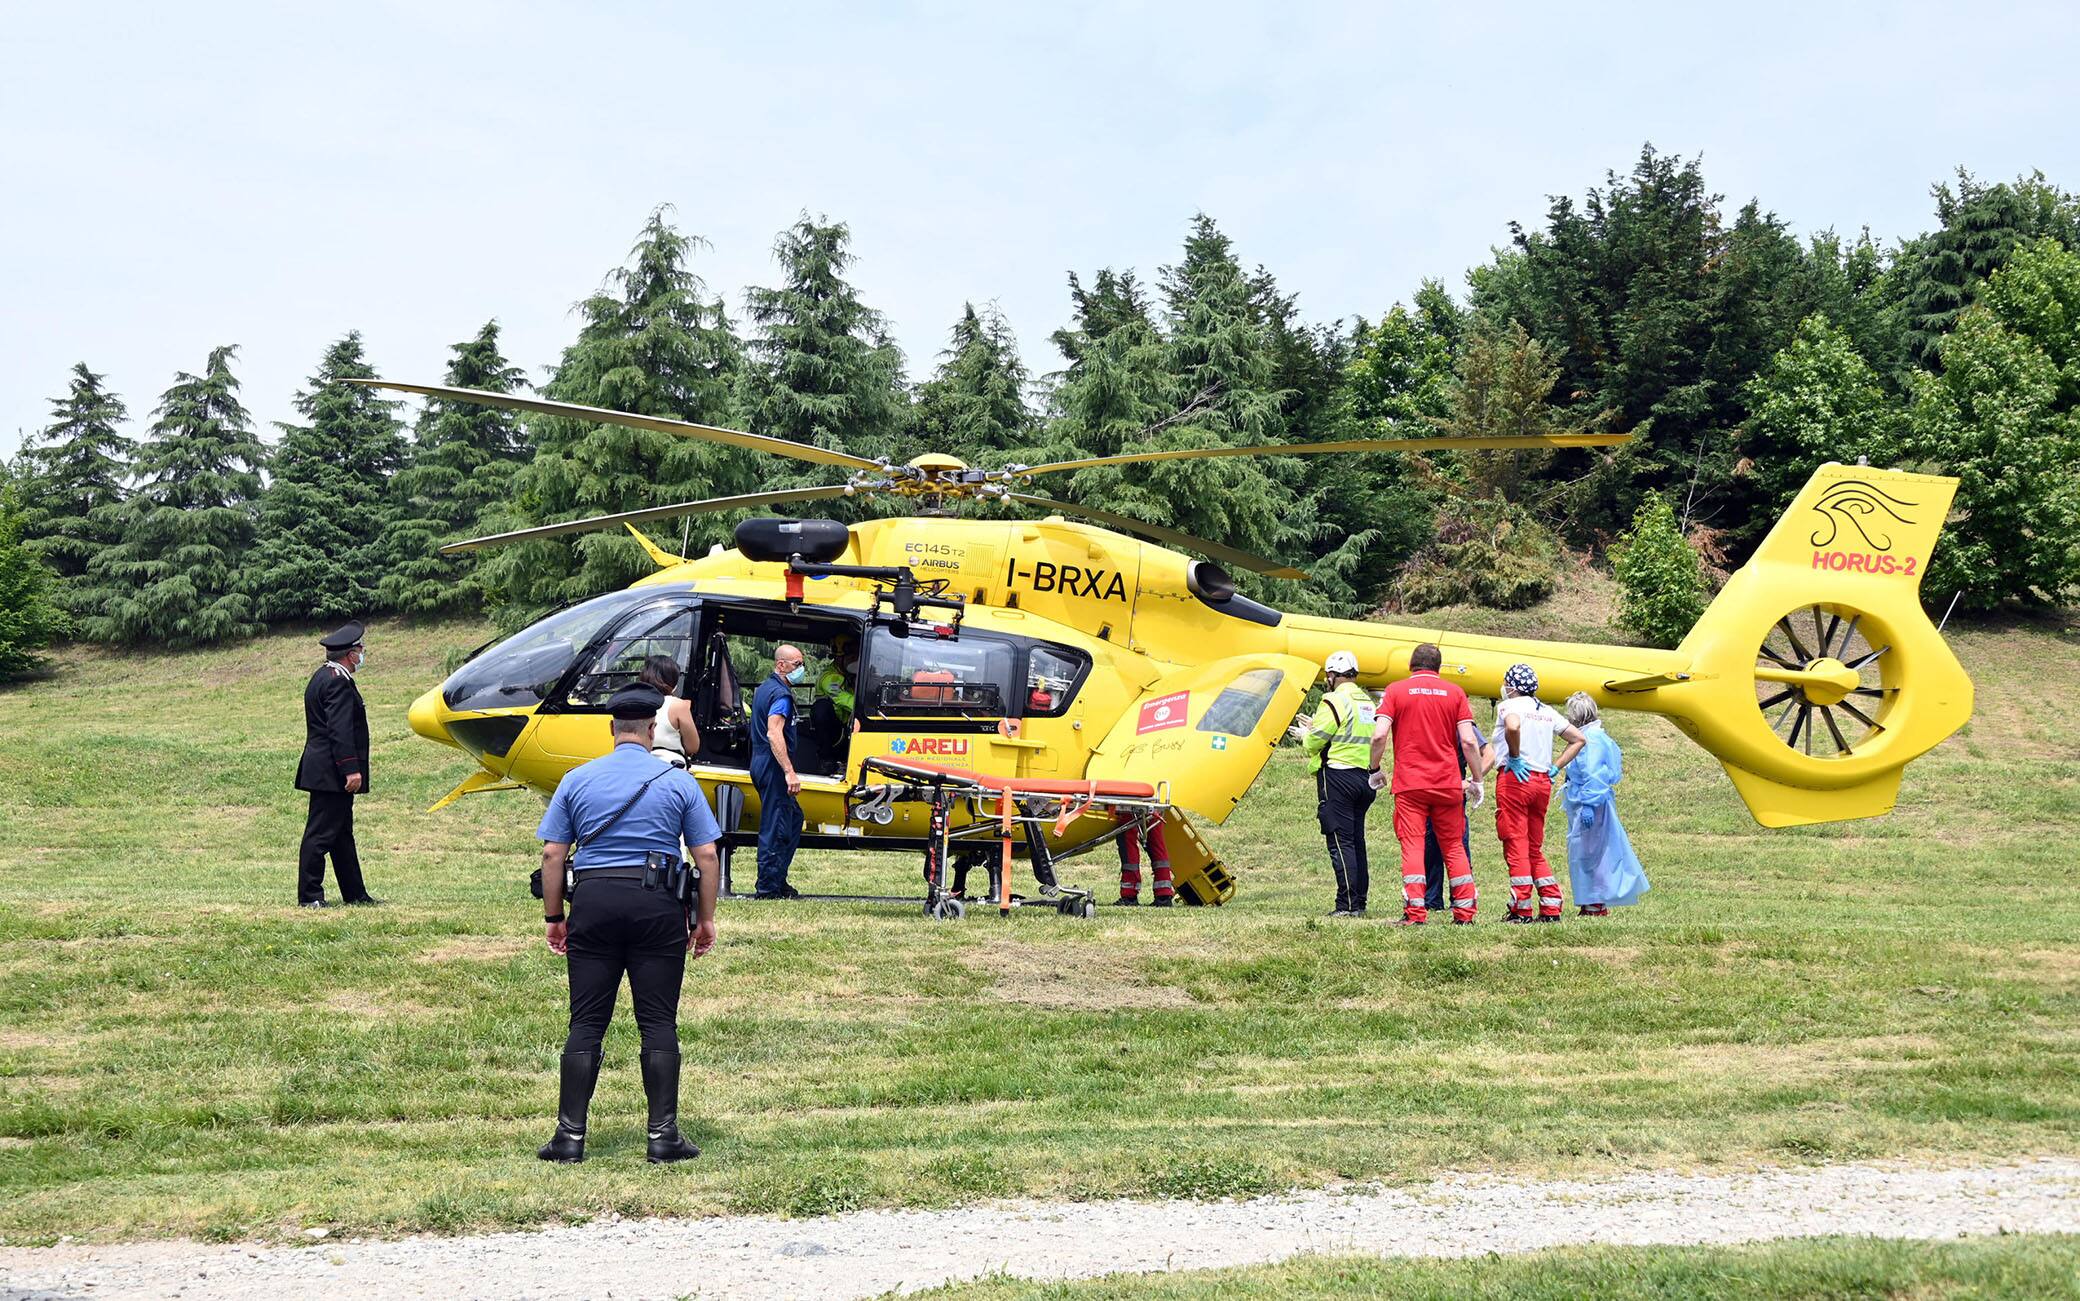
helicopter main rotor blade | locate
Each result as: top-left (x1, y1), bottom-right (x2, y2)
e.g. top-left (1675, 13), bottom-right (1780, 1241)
top-left (1007, 493), bottom-right (1307, 580)
top-left (438, 485), bottom-right (855, 555)
top-left (347, 380), bottom-right (882, 472)
top-left (1013, 432), bottom-right (1630, 478)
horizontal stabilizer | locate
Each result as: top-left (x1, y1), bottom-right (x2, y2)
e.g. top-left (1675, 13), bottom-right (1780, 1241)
top-left (1603, 671), bottom-right (1693, 693)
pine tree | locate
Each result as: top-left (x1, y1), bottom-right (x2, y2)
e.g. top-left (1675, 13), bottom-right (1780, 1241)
top-left (14, 363), bottom-right (132, 614)
top-left (480, 209), bottom-right (749, 627)
top-left (741, 214), bottom-right (907, 473)
top-left (1890, 171), bottom-right (2080, 371)
top-left (912, 302), bottom-right (1032, 463)
top-left (0, 469), bottom-right (70, 681)
top-left (378, 321), bottom-right (530, 616)
top-left (246, 332), bottom-right (406, 622)
top-left (79, 346), bottom-right (266, 647)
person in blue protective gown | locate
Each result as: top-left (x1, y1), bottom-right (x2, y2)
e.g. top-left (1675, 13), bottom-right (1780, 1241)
top-left (1560, 692), bottom-right (1649, 915)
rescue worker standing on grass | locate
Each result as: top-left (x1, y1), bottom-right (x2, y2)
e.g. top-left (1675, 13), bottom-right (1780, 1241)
top-left (1485, 663), bottom-right (1586, 923)
top-left (749, 645), bottom-right (807, 899)
top-left (1368, 643), bottom-right (1485, 925)
top-left (537, 685), bottom-right (721, 1165)
top-left (1294, 650), bottom-right (1380, 917)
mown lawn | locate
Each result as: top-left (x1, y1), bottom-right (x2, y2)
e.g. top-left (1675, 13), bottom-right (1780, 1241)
top-left (0, 584), bottom-right (2075, 1243)
top-left (908, 1235), bottom-right (2080, 1299)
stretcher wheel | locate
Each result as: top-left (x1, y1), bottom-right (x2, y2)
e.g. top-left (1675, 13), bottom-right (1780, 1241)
top-left (1077, 898), bottom-right (1097, 920)
top-left (929, 897), bottom-right (966, 922)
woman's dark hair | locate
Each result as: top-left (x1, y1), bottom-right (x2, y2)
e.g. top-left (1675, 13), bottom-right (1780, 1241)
top-left (638, 654), bottom-right (681, 694)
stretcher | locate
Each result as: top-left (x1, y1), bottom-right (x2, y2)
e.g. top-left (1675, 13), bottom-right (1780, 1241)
top-left (841, 757), bottom-right (1183, 921)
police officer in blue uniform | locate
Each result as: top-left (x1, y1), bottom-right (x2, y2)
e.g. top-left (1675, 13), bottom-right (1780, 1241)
top-left (748, 644), bottom-right (806, 899)
top-left (295, 622), bottom-right (377, 908)
top-left (536, 685), bottom-right (722, 1164)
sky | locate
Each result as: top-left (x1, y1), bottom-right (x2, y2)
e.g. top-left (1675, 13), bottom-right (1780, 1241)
top-left (3, 1), bottom-right (2076, 459)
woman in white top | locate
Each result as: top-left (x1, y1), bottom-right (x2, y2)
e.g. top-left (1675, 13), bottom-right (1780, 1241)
top-left (638, 655), bottom-right (701, 767)
top-left (1482, 663), bottom-right (1585, 923)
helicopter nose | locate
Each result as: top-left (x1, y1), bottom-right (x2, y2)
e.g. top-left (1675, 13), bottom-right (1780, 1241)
top-left (409, 686), bottom-right (461, 748)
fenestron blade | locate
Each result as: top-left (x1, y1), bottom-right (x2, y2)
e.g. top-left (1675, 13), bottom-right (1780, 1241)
top-left (347, 380), bottom-right (882, 472)
top-left (1012, 432), bottom-right (1631, 478)
top-left (1007, 493), bottom-right (1307, 580)
top-left (439, 485), bottom-right (855, 555)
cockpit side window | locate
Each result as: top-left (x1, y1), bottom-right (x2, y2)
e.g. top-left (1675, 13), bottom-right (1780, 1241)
top-left (441, 588), bottom-right (664, 713)
top-left (565, 609), bottom-right (697, 710)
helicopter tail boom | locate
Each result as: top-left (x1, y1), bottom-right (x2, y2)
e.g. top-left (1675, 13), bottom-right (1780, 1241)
top-left (1275, 464), bottom-right (1970, 828)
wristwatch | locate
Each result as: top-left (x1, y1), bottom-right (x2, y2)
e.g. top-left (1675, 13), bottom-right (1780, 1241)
top-left (545, 913), bottom-right (565, 925)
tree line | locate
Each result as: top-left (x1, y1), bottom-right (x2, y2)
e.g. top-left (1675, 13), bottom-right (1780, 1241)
top-left (4, 145), bottom-right (2077, 679)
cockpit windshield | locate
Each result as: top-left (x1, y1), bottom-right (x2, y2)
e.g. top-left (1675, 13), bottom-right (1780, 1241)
top-left (442, 588), bottom-right (666, 713)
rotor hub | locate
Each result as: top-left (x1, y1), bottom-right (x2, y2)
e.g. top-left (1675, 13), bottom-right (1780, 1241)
top-left (1794, 657), bottom-right (1862, 707)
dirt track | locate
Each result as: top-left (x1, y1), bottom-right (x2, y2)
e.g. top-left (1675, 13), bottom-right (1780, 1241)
top-left (4, 1158), bottom-right (2076, 1300)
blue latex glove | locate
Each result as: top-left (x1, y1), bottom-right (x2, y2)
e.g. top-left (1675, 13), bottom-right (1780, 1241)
top-left (1499, 754), bottom-right (1533, 781)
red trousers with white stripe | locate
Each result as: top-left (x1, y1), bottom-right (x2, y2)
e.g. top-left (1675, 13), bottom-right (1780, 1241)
top-left (1117, 817), bottom-right (1173, 901)
top-left (1496, 769), bottom-right (1561, 917)
top-left (1394, 788), bottom-right (1474, 922)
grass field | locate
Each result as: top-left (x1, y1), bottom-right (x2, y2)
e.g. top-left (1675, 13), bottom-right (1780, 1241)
top-left (1, 574), bottom-right (2076, 1243)
top-left (910, 1235), bottom-right (2080, 1299)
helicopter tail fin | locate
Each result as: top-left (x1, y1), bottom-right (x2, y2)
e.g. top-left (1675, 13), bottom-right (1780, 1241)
top-left (625, 523), bottom-right (688, 569)
top-left (1667, 463), bottom-right (1972, 828)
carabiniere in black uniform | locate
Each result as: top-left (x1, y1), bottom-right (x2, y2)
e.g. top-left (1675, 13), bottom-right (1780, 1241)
top-left (295, 621), bottom-right (376, 907)
top-left (536, 684), bottom-right (723, 1165)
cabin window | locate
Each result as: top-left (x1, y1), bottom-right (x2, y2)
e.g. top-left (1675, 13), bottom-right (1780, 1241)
top-left (1197, 667), bottom-right (1285, 736)
top-left (862, 631), bottom-right (1017, 718)
top-left (1023, 644), bottom-right (1090, 716)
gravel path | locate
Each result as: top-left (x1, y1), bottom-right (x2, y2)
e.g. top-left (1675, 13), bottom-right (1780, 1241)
top-left (4, 1159), bottom-right (2076, 1300)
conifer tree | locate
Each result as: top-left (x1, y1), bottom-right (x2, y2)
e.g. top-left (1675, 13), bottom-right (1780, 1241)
top-left (15, 363), bottom-right (132, 614)
top-left (246, 332), bottom-right (406, 622)
top-left (1889, 171), bottom-right (2080, 371)
top-left (79, 347), bottom-right (265, 647)
top-left (378, 321), bottom-right (530, 615)
top-left (741, 214), bottom-right (907, 476)
top-left (0, 469), bottom-right (70, 681)
top-left (912, 303), bottom-right (1032, 462)
top-left (480, 209), bottom-right (748, 627)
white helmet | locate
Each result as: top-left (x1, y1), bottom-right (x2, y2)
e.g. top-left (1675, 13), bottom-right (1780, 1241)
top-left (1324, 650), bottom-right (1359, 676)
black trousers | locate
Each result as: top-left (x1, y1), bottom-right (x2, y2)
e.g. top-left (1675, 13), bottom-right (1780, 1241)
top-left (1423, 801), bottom-right (1473, 911)
top-left (298, 791), bottom-right (369, 904)
top-left (565, 876), bottom-right (687, 1055)
top-left (1317, 765), bottom-right (1376, 912)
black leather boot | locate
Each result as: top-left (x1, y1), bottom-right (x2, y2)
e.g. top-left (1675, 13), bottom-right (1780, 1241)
top-left (537, 1049), bottom-right (601, 1163)
top-left (642, 1049), bottom-right (701, 1163)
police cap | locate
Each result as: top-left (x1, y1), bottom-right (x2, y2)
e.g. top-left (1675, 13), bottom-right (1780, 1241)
top-left (319, 621), bottom-right (365, 651)
top-left (606, 685), bottom-right (666, 720)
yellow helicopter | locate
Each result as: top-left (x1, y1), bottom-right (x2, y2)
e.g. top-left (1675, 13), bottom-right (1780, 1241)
top-left (362, 380), bottom-right (1973, 913)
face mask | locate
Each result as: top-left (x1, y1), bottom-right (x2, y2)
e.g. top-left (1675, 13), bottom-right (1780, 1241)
top-left (354, 650), bottom-right (368, 670)
top-left (785, 665), bottom-right (806, 685)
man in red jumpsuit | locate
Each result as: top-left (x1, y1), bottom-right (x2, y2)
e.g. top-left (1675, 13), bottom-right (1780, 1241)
top-left (1368, 643), bottom-right (1486, 925)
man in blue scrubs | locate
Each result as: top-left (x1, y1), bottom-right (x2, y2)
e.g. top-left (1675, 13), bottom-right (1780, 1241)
top-left (749, 644), bottom-right (806, 899)
top-left (536, 686), bottom-right (722, 1164)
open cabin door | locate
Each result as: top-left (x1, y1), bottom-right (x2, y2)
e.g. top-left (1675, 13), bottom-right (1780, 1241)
top-left (1086, 653), bottom-right (1316, 822)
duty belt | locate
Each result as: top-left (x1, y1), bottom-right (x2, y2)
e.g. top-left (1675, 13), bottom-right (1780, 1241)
top-left (572, 867), bottom-right (649, 883)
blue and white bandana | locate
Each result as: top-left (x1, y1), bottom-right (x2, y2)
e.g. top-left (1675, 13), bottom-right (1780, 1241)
top-left (1504, 663), bottom-right (1539, 699)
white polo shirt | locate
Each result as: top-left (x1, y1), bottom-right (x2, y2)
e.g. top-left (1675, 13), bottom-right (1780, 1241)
top-left (1494, 695), bottom-right (1565, 773)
